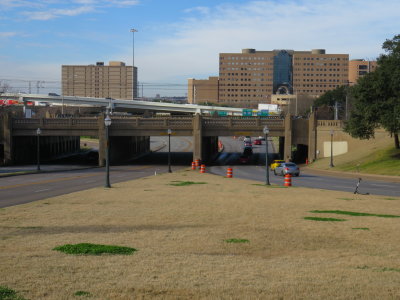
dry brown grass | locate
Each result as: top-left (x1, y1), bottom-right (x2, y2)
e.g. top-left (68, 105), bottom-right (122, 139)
top-left (1, 170), bottom-right (400, 299)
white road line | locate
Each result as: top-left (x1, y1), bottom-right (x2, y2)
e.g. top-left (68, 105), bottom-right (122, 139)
top-left (369, 183), bottom-right (397, 188)
top-left (35, 189), bottom-right (50, 193)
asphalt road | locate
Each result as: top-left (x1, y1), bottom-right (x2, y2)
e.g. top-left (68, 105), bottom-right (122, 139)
top-left (212, 137), bottom-right (399, 197)
top-left (1, 136), bottom-right (398, 208)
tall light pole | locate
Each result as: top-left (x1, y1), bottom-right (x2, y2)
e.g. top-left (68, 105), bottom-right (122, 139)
top-left (130, 28), bottom-right (138, 100)
top-left (167, 129), bottom-right (172, 173)
top-left (36, 128), bottom-right (41, 171)
top-left (104, 114), bottom-right (112, 188)
top-left (263, 126), bottom-right (270, 185)
top-left (329, 129), bottom-right (334, 168)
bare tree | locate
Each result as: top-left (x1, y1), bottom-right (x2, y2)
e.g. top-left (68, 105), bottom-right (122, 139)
top-left (0, 81), bottom-right (12, 94)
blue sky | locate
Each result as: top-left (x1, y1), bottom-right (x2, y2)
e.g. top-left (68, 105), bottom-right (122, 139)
top-left (1, 0), bottom-right (399, 97)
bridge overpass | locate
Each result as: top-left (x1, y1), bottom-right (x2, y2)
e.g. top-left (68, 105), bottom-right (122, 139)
top-left (1, 113), bottom-right (319, 166)
top-left (0, 93), bottom-right (244, 115)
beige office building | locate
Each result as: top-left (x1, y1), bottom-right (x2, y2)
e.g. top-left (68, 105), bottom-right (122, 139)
top-left (187, 77), bottom-right (219, 104)
top-left (62, 61), bottom-right (137, 99)
top-left (188, 48), bottom-right (349, 108)
top-left (348, 59), bottom-right (377, 85)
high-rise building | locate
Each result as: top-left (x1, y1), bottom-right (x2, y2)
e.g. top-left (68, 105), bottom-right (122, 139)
top-left (188, 48), bottom-right (349, 108)
top-left (348, 59), bottom-right (377, 85)
top-left (218, 48), bottom-right (349, 107)
top-left (187, 77), bottom-right (219, 104)
top-left (62, 61), bottom-right (137, 99)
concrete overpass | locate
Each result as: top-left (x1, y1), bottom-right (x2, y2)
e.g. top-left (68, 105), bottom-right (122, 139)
top-left (1, 113), bottom-right (318, 166)
top-left (0, 93), bottom-right (244, 115)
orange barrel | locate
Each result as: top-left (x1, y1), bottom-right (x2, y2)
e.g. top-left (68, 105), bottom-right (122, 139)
top-left (191, 162), bottom-right (196, 170)
top-left (195, 159), bottom-right (200, 168)
top-left (200, 164), bottom-right (206, 173)
top-left (226, 167), bottom-right (233, 178)
top-left (306, 158), bottom-right (309, 165)
top-left (284, 174), bottom-right (292, 187)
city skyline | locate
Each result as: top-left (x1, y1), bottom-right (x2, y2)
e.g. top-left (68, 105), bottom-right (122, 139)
top-left (0, 0), bottom-right (399, 97)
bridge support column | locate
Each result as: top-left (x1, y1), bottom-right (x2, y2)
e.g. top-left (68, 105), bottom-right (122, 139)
top-left (284, 114), bottom-right (292, 162)
top-left (98, 115), bottom-right (106, 167)
top-left (2, 113), bottom-right (13, 165)
top-left (193, 114), bottom-right (203, 162)
top-left (308, 110), bottom-right (317, 162)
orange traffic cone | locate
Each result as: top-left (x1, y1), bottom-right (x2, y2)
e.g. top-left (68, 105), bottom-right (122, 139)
top-left (284, 174), bottom-right (292, 187)
top-left (200, 164), bottom-right (206, 173)
top-left (226, 167), bottom-right (233, 178)
top-left (191, 162), bottom-right (196, 170)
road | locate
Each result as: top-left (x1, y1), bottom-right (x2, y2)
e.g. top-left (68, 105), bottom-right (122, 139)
top-left (0, 136), bottom-right (398, 208)
top-left (211, 137), bottom-right (399, 197)
top-left (0, 136), bottom-right (194, 208)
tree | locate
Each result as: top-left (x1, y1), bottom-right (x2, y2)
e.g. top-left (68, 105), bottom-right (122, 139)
top-left (313, 85), bottom-right (351, 120)
top-left (344, 35), bottom-right (400, 149)
top-left (0, 81), bottom-right (12, 94)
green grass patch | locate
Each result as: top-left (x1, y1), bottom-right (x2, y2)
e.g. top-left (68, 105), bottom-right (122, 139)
top-left (53, 243), bottom-right (137, 256)
top-left (0, 286), bottom-right (26, 300)
top-left (310, 210), bottom-right (400, 218)
top-left (304, 217), bottom-right (346, 222)
top-left (352, 227), bottom-right (370, 230)
top-left (168, 181), bottom-right (207, 186)
top-left (356, 265), bottom-right (370, 270)
top-left (224, 238), bottom-right (250, 244)
top-left (337, 146), bottom-right (400, 176)
top-left (383, 197), bottom-right (398, 201)
top-left (74, 290), bottom-right (92, 297)
top-left (252, 184), bottom-right (288, 188)
top-left (379, 267), bottom-right (400, 273)
top-left (337, 197), bottom-right (354, 201)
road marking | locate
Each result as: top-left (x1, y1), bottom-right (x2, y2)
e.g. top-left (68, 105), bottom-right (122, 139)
top-left (35, 189), bottom-right (50, 193)
top-left (369, 183), bottom-right (397, 188)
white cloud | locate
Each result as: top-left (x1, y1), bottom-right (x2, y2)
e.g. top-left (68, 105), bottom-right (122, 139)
top-left (130, 0), bottom-right (400, 93)
top-left (13, 0), bottom-right (139, 20)
top-left (22, 6), bottom-right (96, 20)
top-left (0, 31), bottom-right (17, 38)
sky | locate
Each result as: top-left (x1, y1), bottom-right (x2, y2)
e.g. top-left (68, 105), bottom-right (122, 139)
top-left (0, 0), bottom-right (399, 97)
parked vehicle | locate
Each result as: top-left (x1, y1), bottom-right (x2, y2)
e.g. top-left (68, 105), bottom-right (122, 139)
top-left (243, 136), bottom-right (252, 143)
top-left (270, 159), bottom-right (285, 170)
top-left (274, 162), bottom-right (300, 176)
top-left (244, 141), bottom-right (252, 148)
top-left (253, 139), bottom-right (262, 145)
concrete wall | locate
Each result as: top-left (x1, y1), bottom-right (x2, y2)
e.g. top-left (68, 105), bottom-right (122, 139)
top-left (316, 124), bottom-right (392, 159)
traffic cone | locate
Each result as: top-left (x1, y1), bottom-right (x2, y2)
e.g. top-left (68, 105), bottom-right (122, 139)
top-left (191, 162), bottom-right (196, 170)
top-left (284, 174), bottom-right (292, 187)
top-left (200, 164), bottom-right (206, 173)
top-left (226, 167), bottom-right (233, 178)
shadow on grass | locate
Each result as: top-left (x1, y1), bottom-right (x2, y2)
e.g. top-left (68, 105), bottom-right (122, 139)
top-left (310, 210), bottom-right (400, 218)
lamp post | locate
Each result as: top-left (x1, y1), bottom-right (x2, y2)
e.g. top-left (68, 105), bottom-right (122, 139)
top-left (167, 129), bottom-right (172, 173)
top-left (329, 130), bottom-right (334, 168)
top-left (263, 126), bottom-right (270, 185)
top-left (130, 28), bottom-right (138, 99)
top-left (36, 128), bottom-right (41, 171)
top-left (104, 114), bottom-right (112, 188)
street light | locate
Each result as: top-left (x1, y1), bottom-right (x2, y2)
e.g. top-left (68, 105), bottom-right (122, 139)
top-left (36, 128), bottom-right (41, 171)
top-left (104, 114), bottom-right (112, 188)
top-left (329, 129), bottom-right (334, 168)
top-left (263, 126), bottom-right (270, 185)
top-left (130, 28), bottom-right (138, 99)
top-left (167, 129), bottom-right (172, 173)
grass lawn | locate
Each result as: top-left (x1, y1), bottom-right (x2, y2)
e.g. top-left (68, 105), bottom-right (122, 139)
top-left (337, 146), bottom-right (400, 176)
top-left (1, 171), bottom-right (399, 299)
